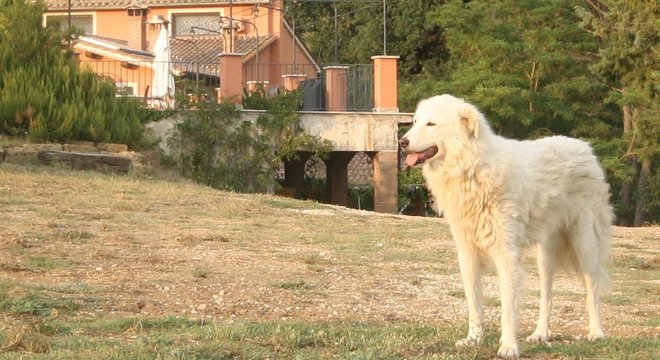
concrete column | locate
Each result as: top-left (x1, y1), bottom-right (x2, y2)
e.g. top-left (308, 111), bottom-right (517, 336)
top-left (325, 151), bottom-right (356, 207)
top-left (371, 150), bottom-right (398, 213)
top-left (218, 53), bottom-right (245, 104)
top-left (282, 152), bottom-right (311, 198)
top-left (282, 74), bottom-right (307, 91)
top-left (324, 66), bottom-right (348, 111)
top-left (371, 55), bottom-right (400, 113)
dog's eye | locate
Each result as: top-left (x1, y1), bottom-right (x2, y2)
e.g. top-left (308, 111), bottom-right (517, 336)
top-left (426, 122), bottom-right (436, 126)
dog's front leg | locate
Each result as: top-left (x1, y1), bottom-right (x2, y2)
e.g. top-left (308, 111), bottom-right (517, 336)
top-left (455, 244), bottom-right (484, 348)
top-left (493, 252), bottom-right (521, 359)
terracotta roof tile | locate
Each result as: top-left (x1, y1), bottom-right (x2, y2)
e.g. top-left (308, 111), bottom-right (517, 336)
top-left (171, 36), bottom-right (223, 64)
top-left (75, 34), bottom-right (274, 77)
top-left (75, 40), bottom-right (154, 63)
top-left (171, 34), bottom-right (274, 64)
top-left (47, 0), bottom-right (267, 11)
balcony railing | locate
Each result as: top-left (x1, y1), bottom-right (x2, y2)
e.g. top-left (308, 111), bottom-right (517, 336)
top-left (78, 60), bottom-right (373, 112)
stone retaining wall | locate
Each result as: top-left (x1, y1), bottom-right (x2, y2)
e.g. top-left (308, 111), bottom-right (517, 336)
top-left (0, 142), bottom-right (159, 175)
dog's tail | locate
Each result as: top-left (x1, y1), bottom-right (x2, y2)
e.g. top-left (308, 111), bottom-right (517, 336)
top-left (591, 181), bottom-right (614, 295)
top-left (564, 179), bottom-right (613, 295)
top-left (594, 187), bottom-right (614, 292)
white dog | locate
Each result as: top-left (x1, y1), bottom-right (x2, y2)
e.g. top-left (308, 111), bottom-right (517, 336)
top-left (400, 95), bottom-right (612, 358)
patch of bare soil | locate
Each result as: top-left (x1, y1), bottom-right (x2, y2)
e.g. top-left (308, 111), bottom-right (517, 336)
top-left (1, 167), bottom-right (658, 342)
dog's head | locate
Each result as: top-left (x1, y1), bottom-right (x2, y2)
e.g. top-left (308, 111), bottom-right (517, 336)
top-left (399, 94), bottom-right (484, 167)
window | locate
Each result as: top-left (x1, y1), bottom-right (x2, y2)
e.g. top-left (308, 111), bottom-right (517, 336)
top-left (172, 12), bottom-right (222, 36)
top-left (128, 9), bottom-right (147, 17)
top-left (115, 83), bottom-right (137, 97)
top-left (46, 14), bottom-right (94, 35)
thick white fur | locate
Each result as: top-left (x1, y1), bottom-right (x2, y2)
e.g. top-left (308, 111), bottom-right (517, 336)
top-left (401, 95), bottom-right (612, 359)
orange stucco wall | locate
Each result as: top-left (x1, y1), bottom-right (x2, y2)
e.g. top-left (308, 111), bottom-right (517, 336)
top-left (256, 27), bottom-right (317, 92)
top-left (72, 5), bottom-right (272, 51)
top-left (46, 1), bottom-right (318, 97)
top-left (77, 52), bottom-right (154, 98)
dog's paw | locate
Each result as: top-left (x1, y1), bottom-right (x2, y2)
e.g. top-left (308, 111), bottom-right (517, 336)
top-left (497, 344), bottom-right (520, 359)
top-left (525, 333), bottom-right (551, 345)
top-left (455, 336), bottom-right (483, 348)
top-left (587, 332), bottom-right (605, 341)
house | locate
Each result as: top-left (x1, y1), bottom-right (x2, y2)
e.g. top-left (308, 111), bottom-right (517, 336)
top-left (44, 0), bottom-right (404, 214)
top-left (43, 0), bottom-right (320, 106)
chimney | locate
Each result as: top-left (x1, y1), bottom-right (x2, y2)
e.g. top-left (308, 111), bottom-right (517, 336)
top-left (126, 4), bottom-right (148, 51)
top-left (146, 15), bottom-right (169, 52)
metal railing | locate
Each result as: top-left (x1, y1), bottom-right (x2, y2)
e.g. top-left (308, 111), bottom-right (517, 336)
top-left (78, 60), bottom-right (374, 111)
top-left (79, 60), bottom-right (220, 101)
top-left (243, 62), bottom-right (374, 112)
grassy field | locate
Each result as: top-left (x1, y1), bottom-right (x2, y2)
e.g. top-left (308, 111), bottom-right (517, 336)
top-left (0, 164), bottom-right (658, 359)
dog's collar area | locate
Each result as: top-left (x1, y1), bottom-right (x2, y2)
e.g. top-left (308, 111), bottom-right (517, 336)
top-left (405, 146), bottom-right (439, 166)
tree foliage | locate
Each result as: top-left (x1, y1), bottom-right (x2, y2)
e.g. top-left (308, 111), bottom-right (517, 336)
top-left (420, 0), bottom-right (619, 138)
top-left (173, 92), bottom-right (332, 193)
top-left (577, 0), bottom-right (659, 225)
top-left (290, 0), bottom-right (657, 225)
top-left (401, 0), bottom-right (658, 225)
top-left (0, 0), bottom-right (145, 146)
top-left (287, 0), bottom-right (448, 77)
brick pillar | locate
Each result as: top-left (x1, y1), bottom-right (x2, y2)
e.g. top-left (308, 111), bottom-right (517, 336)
top-left (324, 66), bottom-right (348, 111)
top-left (325, 151), bottom-right (356, 207)
top-left (371, 55), bottom-right (400, 113)
top-left (127, 10), bottom-right (147, 51)
top-left (218, 53), bottom-right (245, 104)
top-left (283, 152), bottom-right (311, 198)
top-left (372, 150), bottom-right (398, 213)
top-left (282, 74), bottom-right (307, 91)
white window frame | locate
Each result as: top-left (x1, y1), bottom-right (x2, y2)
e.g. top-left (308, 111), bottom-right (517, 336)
top-left (168, 8), bottom-right (226, 36)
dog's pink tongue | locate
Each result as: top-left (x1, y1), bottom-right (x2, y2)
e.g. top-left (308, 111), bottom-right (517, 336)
top-left (405, 153), bottom-right (420, 167)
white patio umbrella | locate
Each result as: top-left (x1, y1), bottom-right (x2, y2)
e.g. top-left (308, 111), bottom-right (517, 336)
top-left (151, 27), bottom-right (175, 108)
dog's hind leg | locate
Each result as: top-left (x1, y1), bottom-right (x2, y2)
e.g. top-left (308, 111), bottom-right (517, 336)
top-left (570, 219), bottom-right (607, 341)
top-left (582, 271), bottom-right (605, 340)
top-left (526, 241), bottom-right (557, 345)
top-left (455, 245), bottom-right (485, 348)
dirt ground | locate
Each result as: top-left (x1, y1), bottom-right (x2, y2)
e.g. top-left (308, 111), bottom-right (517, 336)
top-left (1, 167), bottom-right (658, 343)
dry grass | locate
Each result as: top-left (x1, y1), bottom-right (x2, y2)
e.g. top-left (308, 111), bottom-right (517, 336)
top-left (0, 164), bottom-right (658, 359)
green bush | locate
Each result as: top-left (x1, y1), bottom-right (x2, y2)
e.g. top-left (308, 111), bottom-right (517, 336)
top-left (349, 184), bottom-right (374, 211)
top-left (0, 0), bottom-right (145, 147)
top-left (172, 92), bottom-right (333, 193)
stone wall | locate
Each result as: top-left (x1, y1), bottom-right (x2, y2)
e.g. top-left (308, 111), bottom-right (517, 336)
top-left (0, 142), bottom-right (158, 175)
top-left (297, 152), bottom-right (374, 185)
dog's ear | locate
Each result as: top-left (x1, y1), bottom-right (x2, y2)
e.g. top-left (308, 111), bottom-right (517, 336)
top-left (459, 103), bottom-right (480, 138)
